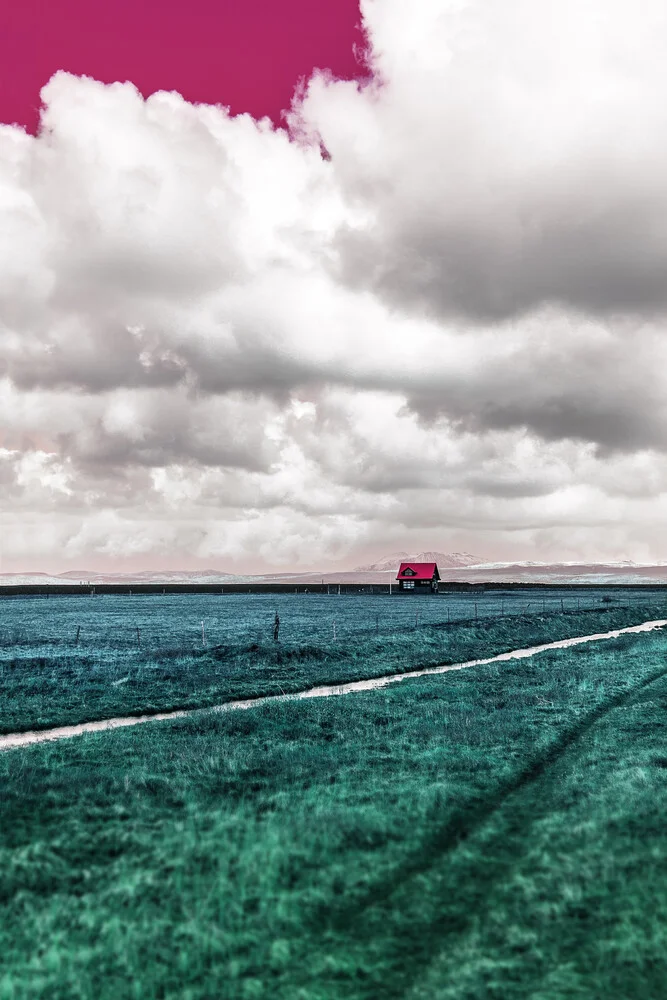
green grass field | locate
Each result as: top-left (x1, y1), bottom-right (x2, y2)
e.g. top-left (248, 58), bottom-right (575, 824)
top-left (0, 604), bottom-right (658, 734)
top-left (2, 617), bottom-right (667, 998)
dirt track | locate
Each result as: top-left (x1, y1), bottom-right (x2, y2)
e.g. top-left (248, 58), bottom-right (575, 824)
top-left (1, 618), bottom-right (665, 752)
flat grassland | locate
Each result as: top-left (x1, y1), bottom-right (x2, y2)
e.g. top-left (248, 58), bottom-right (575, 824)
top-left (0, 604), bottom-right (659, 733)
top-left (2, 610), bottom-right (667, 998)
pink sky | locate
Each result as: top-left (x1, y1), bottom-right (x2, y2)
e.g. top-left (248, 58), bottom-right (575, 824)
top-left (0, 0), bottom-right (366, 131)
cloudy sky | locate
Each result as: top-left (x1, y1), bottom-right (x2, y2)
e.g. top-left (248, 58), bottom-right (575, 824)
top-left (2, 0), bottom-right (667, 574)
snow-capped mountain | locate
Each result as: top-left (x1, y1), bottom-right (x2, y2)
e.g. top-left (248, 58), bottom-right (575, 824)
top-left (354, 551), bottom-right (483, 572)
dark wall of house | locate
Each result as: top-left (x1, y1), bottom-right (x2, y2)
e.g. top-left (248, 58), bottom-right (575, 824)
top-left (398, 578), bottom-right (438, 593)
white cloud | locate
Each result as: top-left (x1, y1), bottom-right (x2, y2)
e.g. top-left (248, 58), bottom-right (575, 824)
top-left (3, 0), bottom-right (667, 570)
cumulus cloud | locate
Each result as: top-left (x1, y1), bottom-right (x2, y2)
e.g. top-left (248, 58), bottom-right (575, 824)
top-left (3, 0), bottom-right (667, 570)
top-left (302, 0), bottom-right (667, 321)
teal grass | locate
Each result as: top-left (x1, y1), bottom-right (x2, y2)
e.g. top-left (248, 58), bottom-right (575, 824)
top-left (0, 605), bottom-right (660, 734)
top-left (2, 624), bottom-right (667, 997)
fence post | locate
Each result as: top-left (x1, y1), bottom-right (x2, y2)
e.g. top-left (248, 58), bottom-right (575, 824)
top-left (75, 625), bottom-right (81, 645)
top-left (136, 627), bottom-right (141, 646)
top-left (273, 612), bottom-right (280, 643)
top-left (475, 602), bottom-right (478, 619)
top-left (201, 621), bottom-right (206, 647)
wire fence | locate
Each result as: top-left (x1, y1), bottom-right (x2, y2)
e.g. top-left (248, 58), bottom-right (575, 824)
top-left (1, 589), bottom-right (665, 653)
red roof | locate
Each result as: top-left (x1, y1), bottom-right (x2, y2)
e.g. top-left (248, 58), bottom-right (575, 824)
top-left (396, 562), bottom-right (440, 580)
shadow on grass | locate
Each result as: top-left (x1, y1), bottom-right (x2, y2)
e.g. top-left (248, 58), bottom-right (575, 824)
top-left (314, 660), bottom-right (667, 999)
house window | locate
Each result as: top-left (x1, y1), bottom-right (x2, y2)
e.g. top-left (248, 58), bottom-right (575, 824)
top-left (403, 568), bottom-right (416, 576)
top-left (403, 580), bottom-right (415, 589)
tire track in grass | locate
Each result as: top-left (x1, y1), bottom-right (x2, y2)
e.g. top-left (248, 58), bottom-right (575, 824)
top-left (0, 619), bottom-right (666, 751)
top-left (315, 647), bottom-right (667, 1000)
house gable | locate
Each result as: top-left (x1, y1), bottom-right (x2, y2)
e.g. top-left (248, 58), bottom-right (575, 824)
top-left (396, 561), bottom-right (440, 582)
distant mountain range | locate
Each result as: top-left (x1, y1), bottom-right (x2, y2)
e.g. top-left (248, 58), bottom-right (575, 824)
top-left (3, 556), bottom-right (667, 586)
top-left (0, 570), bottom-right (248, 586)
top-left (354, 551), bottom-right (482, 572)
